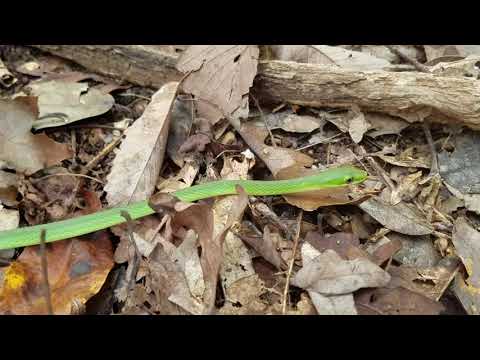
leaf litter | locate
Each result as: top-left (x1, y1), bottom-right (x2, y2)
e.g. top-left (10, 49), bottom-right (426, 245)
top-left (2, 44), bottom-right (480, 315)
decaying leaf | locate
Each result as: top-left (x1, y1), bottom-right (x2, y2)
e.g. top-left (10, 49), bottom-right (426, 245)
top-left (28, 80), bottom-right (114, 130)
top-left (241, 123), bottom-right (315, 176)
top-left (366, 236), bottom-right (403, 265)
top-left (176, 45), bottom-right (259, 124)
top-left (355, 287), bottom-right (445, 315)
top-left (166, 97), bottom-right (194, 167)
top-left (292, 248), bottom-right (390, 295)
top-left (292, 243), bottom-right (357, 315)
top-left (305, 231), bottom-right (360, 260)
top-left (348, 106), bottom-right (371, 144)
top-left (105, 82), bottom-right (179, 206)
top-left (438, 130), bottom-right (480, 195)
top-left (387, 256), bottom-right (460, 301)
top-left (238, 226), bottom-right (286, 270)
top-left (0, 233), bottom-right (114, 314)
top-left (451, 217), bottom-right (480, 314)
top-left (359, 197), bottom-right (433, 236)
top-left (0, 97), bottom-right (72, 174)
top-left (250, 110), bottom-right (325, 133)
top-left (365, 113), bottom-right (410, 138)
top-left (390, 233), bottom-right (441, 268)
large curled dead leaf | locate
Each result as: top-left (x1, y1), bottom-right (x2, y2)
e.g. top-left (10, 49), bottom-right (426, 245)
top-left (176, 45), bottom-right (259, 124)
top-left (0, 232), bottom-right (114, 314)
top-left (27, 80), bottom-right (114, 130)
top-left (105, 82), bottom-right (179, 206)
top-left (0, 97), bottom-right (72, 174)
top-left (148, 186), bottom-right (249, 314)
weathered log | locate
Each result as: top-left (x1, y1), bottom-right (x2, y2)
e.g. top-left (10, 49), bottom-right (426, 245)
top-left (32, 46), bottom-right (480, 129)
top-left (253, 60), bottom-right (480, 129)
top-left (32, 45), bottom-right (183, 87)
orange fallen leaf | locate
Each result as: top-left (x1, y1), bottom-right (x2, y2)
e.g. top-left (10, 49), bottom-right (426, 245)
top-left (0, 232), bottom-right (114, 314)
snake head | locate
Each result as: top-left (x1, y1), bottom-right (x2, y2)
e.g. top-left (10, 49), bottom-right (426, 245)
top-left (343, 167), bottom-right (368, 184)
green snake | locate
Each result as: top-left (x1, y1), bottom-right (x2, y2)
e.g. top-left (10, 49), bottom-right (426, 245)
top-left (0, 166), bottom-right (367, 250)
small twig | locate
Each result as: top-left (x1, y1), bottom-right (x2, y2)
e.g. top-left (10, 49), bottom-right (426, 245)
top-left (81, 136), bottom-right (123, 175)
top-left (70, 129), bottom-right (77, 167)
top-left (295, 133), bottom-right (344, 151)
top-left (282, 210), bottom-right (303, 315)
top-left (120, 210), bottom-right (141, 293)
top-left (422, 121), bottom-right (439, 177)
top-left (386, 45), bottom-right (431, 73)
top-left (251, 93), bottom-right (277, 148)
top-left (39, 229), bottom-right (53, 315)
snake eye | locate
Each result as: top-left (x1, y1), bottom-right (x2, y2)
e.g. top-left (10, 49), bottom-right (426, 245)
top-left (345, 176), bottom-right (354, 184)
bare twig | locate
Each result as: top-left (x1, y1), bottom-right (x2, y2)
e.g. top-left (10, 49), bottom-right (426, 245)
top-left (120, 210), bottom-right (141, 293)
top-left (282, 210), bottom-right (303, 314)
top-left (385, 45), bottom-right (431, 73)
top-left (81, 136), bottom-right (123, 175)
top-left (251, 93), bottom-right (277, 147)
top-left (39, 229), bottom-right (53, 315)
top-left (422, 121), bottom-right (439, 177)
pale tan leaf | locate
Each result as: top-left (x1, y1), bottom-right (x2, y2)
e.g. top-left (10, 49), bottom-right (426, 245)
top-left (176, 45), bottom-right (259, 123)
top-left (28, 80), bottom-right (114, 130)
top-left (105, 82), bottom-right (179, 206)
top-left (359, 197), bottom-right (433, 236)
top-left (0, 97), bottom-right (72, 174)
top-left (292, 247), bottom-right (390, 295)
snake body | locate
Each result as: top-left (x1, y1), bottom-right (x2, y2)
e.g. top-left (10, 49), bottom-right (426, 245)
top-left (0, 166), bottom-right (367, 250)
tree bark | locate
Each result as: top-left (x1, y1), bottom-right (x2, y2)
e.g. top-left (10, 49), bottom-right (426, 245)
top-left (32, 45), bottom-right (184, 87)
top-left (253, 60), bottom-right (480, 129)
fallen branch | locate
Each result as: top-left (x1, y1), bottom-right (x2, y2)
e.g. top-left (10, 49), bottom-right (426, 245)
top-left (253, 60), bottom-right (480, 129)
top-left (32, 46), bottom-right (480, 129)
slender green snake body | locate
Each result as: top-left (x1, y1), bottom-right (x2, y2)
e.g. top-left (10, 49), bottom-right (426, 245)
top-left (0, 166), bottom-right (367, 250)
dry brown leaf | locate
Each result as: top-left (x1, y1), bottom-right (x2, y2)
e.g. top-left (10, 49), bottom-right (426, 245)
top-left (387, 256), bottom-right (460, 301)
top-left (348, 106), bottom-right (371, 143)
top-left (167, 97), bottom-right (194, 167)
top-left (452, 217), bottom-right (480, 314)
top-left (0, 232), bottom-right (114, 314)
top-left (366, 236), bottom-right (403, 265)
top-left (149, 187), bottom-right (249, 314)
top-left (365, 113), bottom-right (410, 138)
top-left (0, 97), bottom-right (72, 174)
top-left (389, 233), bottom-right (441, 268)
top-left (305, 231), bottom-right (360, 260)
top-left (359, 197), bottom-right (433, 236)
top-left (251, 110), bottom-right (325, 133)
top-left (105, 82), bottom-right (179, 206)
top-left (32, 167), bottom-right (80, 221)
top-left (292, 248), bottom-right (390, 295)
top-left (176, 45), bottom-right (259, 124)
top-left (238, 226), bottom-right (286, 270)
top-left (355, 287), bottom-right (445, 315)
top-left (28, 80), bottom-right (115, 130)
top-left (240, 122), bottom-right (314, 177)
